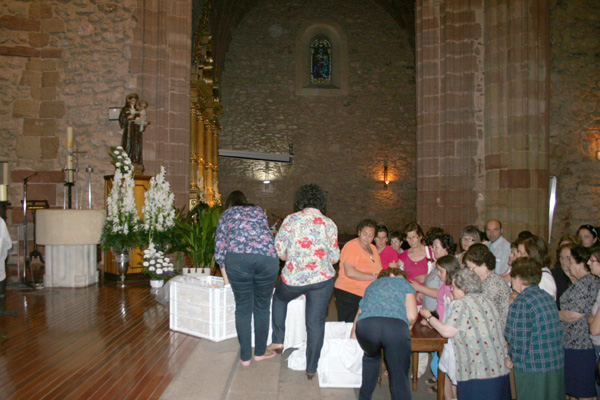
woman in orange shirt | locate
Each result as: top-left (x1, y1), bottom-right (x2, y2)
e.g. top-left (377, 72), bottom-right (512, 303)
top-left (335, 219), bottom-right (383, 322)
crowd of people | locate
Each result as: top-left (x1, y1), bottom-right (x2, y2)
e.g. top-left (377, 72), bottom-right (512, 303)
top-left (214, 185), bottom-right (600, 400)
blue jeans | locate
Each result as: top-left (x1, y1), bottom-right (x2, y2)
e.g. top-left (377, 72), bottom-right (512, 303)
top-left (224, 252), bottom-right (279, 362)
top-left (272, 278), bottom-right (334, 374)
top-left (356, 317), bottom-right (412, 400)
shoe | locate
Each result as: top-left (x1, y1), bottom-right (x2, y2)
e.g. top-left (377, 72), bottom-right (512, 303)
top-left (268, 344), bottom-right (284, 354)
top-left (306, 373), bottom-right (315, 380)
top-left (426, 378), bottom-right (437, 385)
top-left (240, 359), bottom-right (251, 367)
top-left (254, 350), bottom-right (276, 362)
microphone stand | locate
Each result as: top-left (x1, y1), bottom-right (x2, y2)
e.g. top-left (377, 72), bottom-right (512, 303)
top-left (22, 171), bottom-right (38, 287)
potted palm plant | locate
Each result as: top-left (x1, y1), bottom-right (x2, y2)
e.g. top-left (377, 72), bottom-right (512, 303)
top-left (171, 203), bottom-right (222, 276)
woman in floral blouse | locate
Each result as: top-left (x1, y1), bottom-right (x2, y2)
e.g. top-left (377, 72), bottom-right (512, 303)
top-left (269, 184), bottom-right (340, 379)
top-left (420, 268), bottom-right (511, 400)
top-left (463, 243), bottom-right (511, 331)
top-left (214, 191), bottom-right (279, 367)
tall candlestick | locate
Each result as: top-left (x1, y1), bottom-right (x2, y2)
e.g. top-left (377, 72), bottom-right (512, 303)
top-left (0, 185), bottom-right (7, 202)
top-left (66, 127), bottom-right (74, 183)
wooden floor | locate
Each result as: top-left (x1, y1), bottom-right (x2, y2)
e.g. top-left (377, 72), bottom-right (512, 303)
top-left (0, 280), bottom-right (199, 400)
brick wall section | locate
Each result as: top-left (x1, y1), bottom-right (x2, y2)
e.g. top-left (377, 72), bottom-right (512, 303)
top-left (416, 0), bottom-right (550, 241)
top-left (416, 0), bottom-right (485, 239)
top-left (549, 0), bottom-right (600, 245)
top-left (218, 0), bottom-right (417, 235)
top-left (484, 0), bottom-right (550, 241)
top-left (131, 0), bottom-right (192, 208)
top-left (0, 0), bottom-right (192, 226)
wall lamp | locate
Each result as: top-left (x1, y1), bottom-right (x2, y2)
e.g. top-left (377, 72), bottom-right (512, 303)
top-left (383, 161), bottom-right (390, 190)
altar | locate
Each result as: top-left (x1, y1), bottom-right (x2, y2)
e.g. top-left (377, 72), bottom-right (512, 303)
top-left (36, 209), bottom-right (105, 287)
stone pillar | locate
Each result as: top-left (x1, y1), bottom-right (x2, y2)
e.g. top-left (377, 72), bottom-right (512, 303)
top-left (416, 0), bottom-right (485, 238)
top-left (484, 0), bottom-right (550, 240)
top-left (131, 0), bottom-right (192, 207)
top-left (416, 0), bottom-right (550, 240)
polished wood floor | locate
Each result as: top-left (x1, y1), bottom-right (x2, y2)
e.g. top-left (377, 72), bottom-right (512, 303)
top-left (0, 280), bottom-right (199, 400)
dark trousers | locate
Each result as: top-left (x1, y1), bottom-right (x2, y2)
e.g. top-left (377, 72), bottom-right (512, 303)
top-left (356, 317), bottom-right (412, 400)
top-left (272, 278), bottom-right (334, 374)
top-left (225, 252), bottom-right (279, 362)
top-left (335, 288), bottom-right (362, 322)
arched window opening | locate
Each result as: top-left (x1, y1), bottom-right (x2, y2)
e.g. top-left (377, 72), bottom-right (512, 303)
top-left (310, 38), bottom-right (332, 84)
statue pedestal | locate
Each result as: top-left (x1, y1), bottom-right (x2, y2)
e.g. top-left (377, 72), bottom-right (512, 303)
top-left (36, 209), bottom-right (105, 287)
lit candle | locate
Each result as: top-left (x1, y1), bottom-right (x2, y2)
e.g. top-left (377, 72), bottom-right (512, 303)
top-left (66, 127), bottom-right (74, 183)
top-left (0, 185), bottom-right (7, 202)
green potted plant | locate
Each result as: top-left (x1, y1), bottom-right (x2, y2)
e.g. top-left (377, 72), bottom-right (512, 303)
top-left (171, 203), bottom-right (222, 276)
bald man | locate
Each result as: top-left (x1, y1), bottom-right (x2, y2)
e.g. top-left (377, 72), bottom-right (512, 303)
top-left (485, 219), bottom-right (511, 275)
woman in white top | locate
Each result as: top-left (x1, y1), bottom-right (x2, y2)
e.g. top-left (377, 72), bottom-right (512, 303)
top-left (516, 235), bottom-right (557, 300)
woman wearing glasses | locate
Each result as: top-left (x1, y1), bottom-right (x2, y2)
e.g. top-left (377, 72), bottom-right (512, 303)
top-left (456, 225), bottom-right (481, 266)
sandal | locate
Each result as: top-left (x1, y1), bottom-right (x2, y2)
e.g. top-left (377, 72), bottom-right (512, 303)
top-left (426, 378), bottom-right (437, 386)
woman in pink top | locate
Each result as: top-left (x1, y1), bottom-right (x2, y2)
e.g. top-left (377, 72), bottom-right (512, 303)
top-left (398, 223), bottom-right (431, 285)
top-left (374, 225), bottom-right (399, 270)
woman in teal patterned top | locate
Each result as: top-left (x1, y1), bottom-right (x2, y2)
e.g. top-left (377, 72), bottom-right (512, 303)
top-left (351, 268), bottom-right (417, 400)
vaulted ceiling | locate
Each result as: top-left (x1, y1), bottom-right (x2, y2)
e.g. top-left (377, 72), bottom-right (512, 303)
top-left (193, 0), bottom-right (415, 75)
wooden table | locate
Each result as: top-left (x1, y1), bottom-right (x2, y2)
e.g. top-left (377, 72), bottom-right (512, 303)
top-left (411, 316), bottom-right (447, 400)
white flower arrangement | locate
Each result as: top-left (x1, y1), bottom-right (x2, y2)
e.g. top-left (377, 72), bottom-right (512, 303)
top-left (142, 242), bottom-right (175, 280)
top-left (100, 146), bottom-right (141, 252)
top-left (142, 166), bottom-right (176, 241)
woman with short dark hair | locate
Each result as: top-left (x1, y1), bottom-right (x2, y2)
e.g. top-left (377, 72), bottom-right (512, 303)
top-left (560, 246), bottom-right (600, 400)
top-left (374, 225), bottom-right (399, 270)
top-left (351, 268), bottom-right (418, 400)
top-left (270, 184), bottom-right (340, 379)
top-left (505, 258), bottom-right (565, 399)
top-left (577, 225), bottom-right (600, 249)
top-left (516, 235), bottom-right (557, 299)
top-left (335, 218), bottom-right (382, 323)
top-left (214, 190), bottom-right (279, 367)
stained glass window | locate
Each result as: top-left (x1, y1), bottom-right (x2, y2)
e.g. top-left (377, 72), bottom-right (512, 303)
top-left (310, 38), bottom-right (332, 84)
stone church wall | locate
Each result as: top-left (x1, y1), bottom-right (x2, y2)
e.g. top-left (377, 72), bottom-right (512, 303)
top-left (549, 0), bottom-right (600, 243)
top-left (0, 0), bottom-right (191, 227)
top-left (218, 0), bottom-right (417, 235)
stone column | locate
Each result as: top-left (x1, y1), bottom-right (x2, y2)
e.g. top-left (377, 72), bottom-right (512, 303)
top-left (416, 0), bottom-right (485, 238)
top-left (130, 0), bottom-right (192, 207)
top-left (484, 0), bottom-right (550, 240)
top-left (416, 0), bottom-right (550, 240)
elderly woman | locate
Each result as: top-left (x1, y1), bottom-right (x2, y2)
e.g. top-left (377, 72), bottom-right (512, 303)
top-left (559, 246), bottom-right (600, 400)
top-left (374, 225), bottom-right (399, 269)
top-left (456, 225), bottom-right (481, 265)
top-left (516, 235), bottom-right (557, 299)
top-left (351, 268), bottom-right (417, 400)
top-left (335, 219), bottom-right (382, 323)
top-left (269, 184), bottom-right (340, 379)
top-left (578, 225), bottom-right (600, 249)
top-left (214, 191), bottom-right (279, 366)
top-left (587, 247), bottom-right (600, 399)
top-left (504, 258), bottom-right (565, 400)
top-left (420, 268), bottom-right (511, 400)
top-left (463, 244), bottom-right (511, 330)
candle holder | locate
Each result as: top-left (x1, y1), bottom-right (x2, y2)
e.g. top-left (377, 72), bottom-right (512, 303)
top-left (64, 167), bottom-right (75, 209)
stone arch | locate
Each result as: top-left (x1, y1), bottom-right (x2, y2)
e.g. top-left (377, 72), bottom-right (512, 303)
top-left (294, 19), bottom-right (348, 96)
